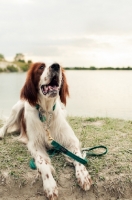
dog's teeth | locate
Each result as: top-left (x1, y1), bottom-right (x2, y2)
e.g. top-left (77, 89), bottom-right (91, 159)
top-left (41, 83), bottom-right (59, 95)
top-left (44, 86), bottom-right (48, 91)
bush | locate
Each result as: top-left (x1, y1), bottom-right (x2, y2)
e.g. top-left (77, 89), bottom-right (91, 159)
top-left (0, 54), bottom-right (5, 61)
top-left (6, 65), bottom-right (18, 72)
top-left (27, 60), bottom-right (32, 64)
top-left (0, 68), bottom-right (3, 72)
top-left (20, 64), bottom-right (30, 72)
top-left (18, 59), bottom-right (25, 63)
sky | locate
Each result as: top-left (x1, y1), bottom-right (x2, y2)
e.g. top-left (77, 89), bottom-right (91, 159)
top-left (0, 0), bottom-right (132, 67)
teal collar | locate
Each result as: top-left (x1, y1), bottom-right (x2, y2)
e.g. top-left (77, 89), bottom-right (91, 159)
top-left (53, 104), bottom-right (56, 111)
top-left (36, 103), bottom-right (56, 122)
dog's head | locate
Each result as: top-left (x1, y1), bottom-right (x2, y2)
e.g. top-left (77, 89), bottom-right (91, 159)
top-left (20, 62), bottom-right (69, 106)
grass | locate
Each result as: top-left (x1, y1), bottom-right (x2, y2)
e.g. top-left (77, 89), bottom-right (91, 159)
top-left (0, 117), bottom-right (132, 198)
top-left (68, 117), bottom-right (132, 198)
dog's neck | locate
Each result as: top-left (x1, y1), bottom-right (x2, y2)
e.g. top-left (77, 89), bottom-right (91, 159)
top-left (38, 96), bottom-right (57, 113)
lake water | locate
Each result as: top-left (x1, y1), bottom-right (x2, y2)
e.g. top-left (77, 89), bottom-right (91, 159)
top-left (0, 70), bottom-right (132, 120)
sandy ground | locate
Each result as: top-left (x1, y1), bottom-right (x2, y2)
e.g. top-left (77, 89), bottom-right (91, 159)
top-left (0, 167), bottom-right (132, 200)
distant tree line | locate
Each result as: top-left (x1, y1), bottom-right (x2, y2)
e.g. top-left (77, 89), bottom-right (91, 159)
top-left (1, 53), bottom-right (132, 72)
top-left (64, 66), bottom-right (132, 70)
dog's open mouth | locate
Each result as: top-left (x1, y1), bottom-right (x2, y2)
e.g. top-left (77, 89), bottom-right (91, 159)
top-left (41, 75), bottom-right (59, 95)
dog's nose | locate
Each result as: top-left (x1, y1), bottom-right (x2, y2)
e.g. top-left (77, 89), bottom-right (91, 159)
top-left (51, 63), bottom-right (60, 71)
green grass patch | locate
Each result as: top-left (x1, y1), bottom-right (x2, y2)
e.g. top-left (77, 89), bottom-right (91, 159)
top-left (0, 117), bottom-right (132, 198)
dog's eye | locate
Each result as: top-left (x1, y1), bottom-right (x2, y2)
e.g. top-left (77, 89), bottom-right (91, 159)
top-left (39, 65), bottom-right (44, 70)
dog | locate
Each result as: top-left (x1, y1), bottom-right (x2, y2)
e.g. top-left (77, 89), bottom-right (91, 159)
top-left (0, 62), bottom-right (91, 199)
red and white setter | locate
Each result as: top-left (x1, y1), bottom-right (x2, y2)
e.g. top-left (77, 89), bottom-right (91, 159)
top-left (0, 63), bottom-right (91, 199)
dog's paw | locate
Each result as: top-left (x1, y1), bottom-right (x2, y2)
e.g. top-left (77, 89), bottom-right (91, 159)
top-left (76, 165), bottom-right (92, 191)
top-left (43, 177), bottom-right (58, 200)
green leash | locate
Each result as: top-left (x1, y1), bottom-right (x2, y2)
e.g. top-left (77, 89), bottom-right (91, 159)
top-left (29, 104), bottom-right (108, 170)
top-left (29, 144), bottom-right (108, 170)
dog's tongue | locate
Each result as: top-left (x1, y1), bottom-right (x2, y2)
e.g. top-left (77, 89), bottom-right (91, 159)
top-left (48, 86), bottom-right (58, 91)
top-left (44, 85), bottom-right (57, 93)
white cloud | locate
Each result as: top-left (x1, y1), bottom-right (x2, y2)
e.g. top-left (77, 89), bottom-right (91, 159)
top-left (1, 0), bottom-right (132, 66)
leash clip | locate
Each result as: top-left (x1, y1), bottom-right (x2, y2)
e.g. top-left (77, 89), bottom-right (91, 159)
top-left (46, 129), bottom-right (53, 141)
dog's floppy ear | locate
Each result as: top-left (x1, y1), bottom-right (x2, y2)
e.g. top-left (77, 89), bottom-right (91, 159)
top-left (59, 68), bottom-right (69, 105)
top-left (20, 64), bottom-right (38, 106)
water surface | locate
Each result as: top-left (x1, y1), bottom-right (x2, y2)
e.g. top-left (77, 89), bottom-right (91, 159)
top-left (0, 71), bottom-right (132, 120)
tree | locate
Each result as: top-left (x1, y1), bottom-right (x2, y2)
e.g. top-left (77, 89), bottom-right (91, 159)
top-left (14, 53), bottom-right (25, 62)
top-left (90, 66), bottom-right (96, 70)
top-left (0, 54), bottom-right (5, 61)
top-left (27, 60), bottom-right (32, 64)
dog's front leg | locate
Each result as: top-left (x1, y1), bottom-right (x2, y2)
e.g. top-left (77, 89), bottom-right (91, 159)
top-left (28, 142), bottom-right (58, 200)
top-left (58, 122), bottom-right (92, 191)
top-left (72, 148), bottom-right (92, 191)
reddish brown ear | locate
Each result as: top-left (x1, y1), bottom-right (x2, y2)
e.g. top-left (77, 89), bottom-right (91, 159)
top-left (20, 64), bottom-right (38, 106)
top-left (59, 69), bottom-right (69, 105)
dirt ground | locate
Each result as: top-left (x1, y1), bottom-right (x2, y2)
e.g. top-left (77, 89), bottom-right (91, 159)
top-left (0, 166), bottom-right (132, 200)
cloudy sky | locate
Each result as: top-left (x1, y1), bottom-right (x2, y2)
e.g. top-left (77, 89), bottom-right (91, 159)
top-left (1, 0), bottom-right (132, 67)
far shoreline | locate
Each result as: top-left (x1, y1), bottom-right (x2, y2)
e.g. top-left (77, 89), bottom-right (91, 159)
top-left (64, 66), bottom-right (132, 70)
top-left (1, 66), bottom-right (132, 73)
